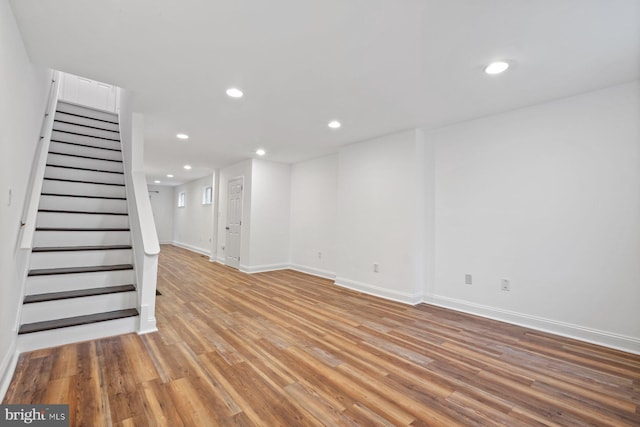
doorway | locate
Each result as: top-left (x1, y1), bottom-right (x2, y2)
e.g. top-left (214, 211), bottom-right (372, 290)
top-left (225, 178), bottom-right (243, 269)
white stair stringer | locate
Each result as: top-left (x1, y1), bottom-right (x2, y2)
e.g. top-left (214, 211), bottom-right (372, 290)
top-left (19, 100), bottom-right (138, 350)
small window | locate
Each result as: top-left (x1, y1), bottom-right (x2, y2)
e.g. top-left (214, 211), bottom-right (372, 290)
top-left (202, 186), bottom-right (212, 205)
top-left (178, 191), bottom-right (185, 208)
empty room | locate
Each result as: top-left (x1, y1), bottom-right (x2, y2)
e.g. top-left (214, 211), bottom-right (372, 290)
top-left (1, 0), bottom-right (639, 426)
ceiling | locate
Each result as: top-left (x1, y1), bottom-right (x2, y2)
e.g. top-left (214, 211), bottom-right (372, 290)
top-left (10, 0), bottom-right (640, 185)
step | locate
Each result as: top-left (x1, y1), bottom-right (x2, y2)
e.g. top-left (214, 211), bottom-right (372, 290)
top-left (56, 101), bottom-right (119, 123)
top-left (21, 291), bottom-right (137, 324)
top-left (51, 130), bottom-right (121, 151)
top-left (41, 179), bottom-right (126, 198)
top-left (33, 229), bottom-right (130, 247)
top-left (38, 194), bottom-right (128, 213)
top-left (30, 247), bottom-right (133, 269)
top-left (17, 313), bottom-right (138, 352)
top-left (53, 121), bottom-right (120, 141)
top-left (36, 211), bottom-right (130, 229)
top-left (24, 284), bottom-right (136, 303)
top-left (47, 153), bottom-right (124, 173)
top-left (54, 111), bottom-right (120, 132)
top-left (28, 264), bottom-right (133, 277)
top-left (26, 268), bottom-right (136, 294)
top-left (49, 141), bottom-right (123, 162)
top-left (44, 165), bottom-right (125, 185)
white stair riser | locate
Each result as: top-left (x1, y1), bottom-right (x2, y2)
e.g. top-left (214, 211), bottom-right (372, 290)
top-left (56, 101), bottom-right (119, 123)
top-left (36, 211), bottom-right (129, 229)
top-left (51, 130), bottom-right (121, 151)
top-left (39, 195), bottom-right (128, 213)
top-left (54, 112), bottom-right (120, 132)
top-left (49, 141), bottom-right (122, 162)
top-left (17, 316), bottom-right (138, 353)
top-left (26, 269), bottom-right (135, 295)
top-left (21, 291), bottom-right (137, 324)
top-left (34, 230), bottom-right (130, 247)
top-left (42, 180), bottom-right (126, 198)
top-left (47, 153), bottom-right (124, 173)
top-left (53, 122), bottom-right (120, 141)
top-left (30, 249), bottom-right (133, 270)
top-left (45, 166), bottom-right (125, 185)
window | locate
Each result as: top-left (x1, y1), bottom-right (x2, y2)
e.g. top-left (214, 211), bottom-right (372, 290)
top-left (202, 186), bottom-right (212, 205)
top-left (178, 191), bottom-right (185, 208)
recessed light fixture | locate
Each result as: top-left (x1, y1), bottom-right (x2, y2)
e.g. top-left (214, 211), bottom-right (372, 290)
top-left (226, 87), bottom-right (243, 98)
top-left (154, 180), bottom-right (161, 184)
top-left (256, 149), bottom-right (266, 156)
top-left (484, 61), bottom-right (510, 75)
top-left (328, 120), bottom-right (341, 129)
top-left (176, 133), bottom-right (189, 140)
top-left (166, 174), bottom-right (174, 178)
top-left (184, 165), bottom-right (192, 170)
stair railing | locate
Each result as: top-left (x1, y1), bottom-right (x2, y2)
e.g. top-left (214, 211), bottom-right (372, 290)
top-left (118, 89), bottom-right (160, 334)
top-left (20, 70), bottom-right (60, 249)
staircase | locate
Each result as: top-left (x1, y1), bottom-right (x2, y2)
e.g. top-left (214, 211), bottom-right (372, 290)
top-left (18, 100), bottom-right (139, 350)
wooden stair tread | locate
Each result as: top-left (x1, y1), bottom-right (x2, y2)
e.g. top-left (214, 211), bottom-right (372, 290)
top-left (49, 129), bottom-right (120, 142)
top-left (53, 119), bottom-right (120, 134)
top-left (40, 192), bottom-right (126, 200)
top-left (38, 209), bottom-right (128, 216)
top-left (51, 139), bottom-right (122, 152)
top-left (24, 285), bottom-right (136, 304)
top-left (49, 151), bottom-right (123, 163)
top-left (46, 164), bottom-right (124, 174)
top-left (18, 308), bottom-right (138, 334)
top-left (32, 245), bottom-right (132, 252)
top-left (36, 227), bottom-right (130, 232)
top-left (43, 177), bottom-right (125, 187)
top-left (28, 264), bottom-right (133, 276)
top-left (55, 110), bottom-right (119, 125)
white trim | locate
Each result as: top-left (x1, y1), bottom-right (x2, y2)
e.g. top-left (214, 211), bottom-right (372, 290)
top-left (426, 294), bottom-right (640, 355)
top-left (137, 303), bottom-right (158, 334)
top-left (0, 339), bottom-right (18, 402)
top-left (171, 241), bottom-right (211, 257)
top-left (289, 264), bottom-right (336, 280)
top-left (215, 255), bottom-right (225, 264)
top-left (334, 277), bottom-right (422, 305)
top-left (240, 263), bottom-right (289, 274)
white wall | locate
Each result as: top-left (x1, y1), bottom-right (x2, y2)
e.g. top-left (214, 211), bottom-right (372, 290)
top-left (290, 155), bottom-right (338, 278)
top-left (147, 185), bottom-right (174, 243)
top-left (336, 129), bottom-right (427, 304)
top-left (172, 175), bottom-right (214, 255)
top-left (0, 0), bottom-right (51, 397)
top-left (429, 81), bottom-right (640, 351)
top-left (217, 160), bottom-right (252, 264)
top-left (248, 160), bottom-right (291, 272)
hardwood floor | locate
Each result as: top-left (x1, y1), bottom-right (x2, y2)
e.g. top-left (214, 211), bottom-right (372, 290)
top-left (4, 244), bottom-right (640, 426)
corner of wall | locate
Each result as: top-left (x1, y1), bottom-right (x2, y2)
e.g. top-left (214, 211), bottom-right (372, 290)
top-left (0, 337), bottom-right (18, 402)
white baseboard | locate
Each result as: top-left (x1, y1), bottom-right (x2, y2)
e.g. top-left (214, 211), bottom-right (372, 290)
top-left (335, 277), bottom-right (422, 305)
top-left (426, 294), bottom-right (640, 355)
top-left (137, 303), bottom-right (158, 335)
top-left (240, 263), bottom-right (290, 274)
top-left (214, 255), bottom-right (225, 264)
top-left (0, 338), bottom-right (18, 402)
top-left (289, 264), bottom-right (335, 280)
top-left (171, 241), bottom-right (211, 257)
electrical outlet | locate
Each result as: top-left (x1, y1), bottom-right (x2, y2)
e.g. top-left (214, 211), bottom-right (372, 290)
top-left (501, 279), bottom-right (511, 291)
top-left (373, 263), bottom-right (379, 273)
top-left (465, 274), bottom-right (472, 285)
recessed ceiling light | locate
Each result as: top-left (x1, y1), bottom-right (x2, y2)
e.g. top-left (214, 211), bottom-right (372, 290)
top-left (166, 174), bottom-right (174, 178)
top-left (484, 61), bottom-right (510, 75)
top-left (184, 165), bottom-right (192, 170)
top-left (176, 133), bottom-right (189, 140)
top-left (226, 87), bottom-right (243, 98)
top-left (256, 149), bottom-right (266, 156)
top-left (154, 180), bottom-right (161, 184)
top-left (328, 120), bottom-right (341, 129)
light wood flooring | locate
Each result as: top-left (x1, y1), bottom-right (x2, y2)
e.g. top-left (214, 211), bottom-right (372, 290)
top-left (4, 244), bottom-right (640, 426)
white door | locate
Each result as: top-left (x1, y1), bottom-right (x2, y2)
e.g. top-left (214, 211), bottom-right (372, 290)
top-left (225, 178), bottom-right (243, 269)
top-left (59, 72), bottom-right (118, 113)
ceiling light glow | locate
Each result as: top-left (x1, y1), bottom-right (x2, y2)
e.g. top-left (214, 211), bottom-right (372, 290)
top-left (256, 149), bottom-right (266, 156)
top-left (226, 88), bottom-right (243, 98)
top-left (484, 61), bottom-right (510, 75)
top-left (176, 133), bottom-right (189, 140)
top-left (166, 174), bottom-right (174, 178)
top-left (154, 180), bottom-right (161, 184)
top-left (184, 165), bottom-right (192, 170)
top-left (328, 120), bottom-right (341, 129)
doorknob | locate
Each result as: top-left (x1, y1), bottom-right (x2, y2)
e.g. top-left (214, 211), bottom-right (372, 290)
top-left (225, 226), bottom-right (230, 230)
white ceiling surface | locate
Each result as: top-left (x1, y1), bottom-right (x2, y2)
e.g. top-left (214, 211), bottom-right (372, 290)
top-left (10, 0), bottom-right (640, 185)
